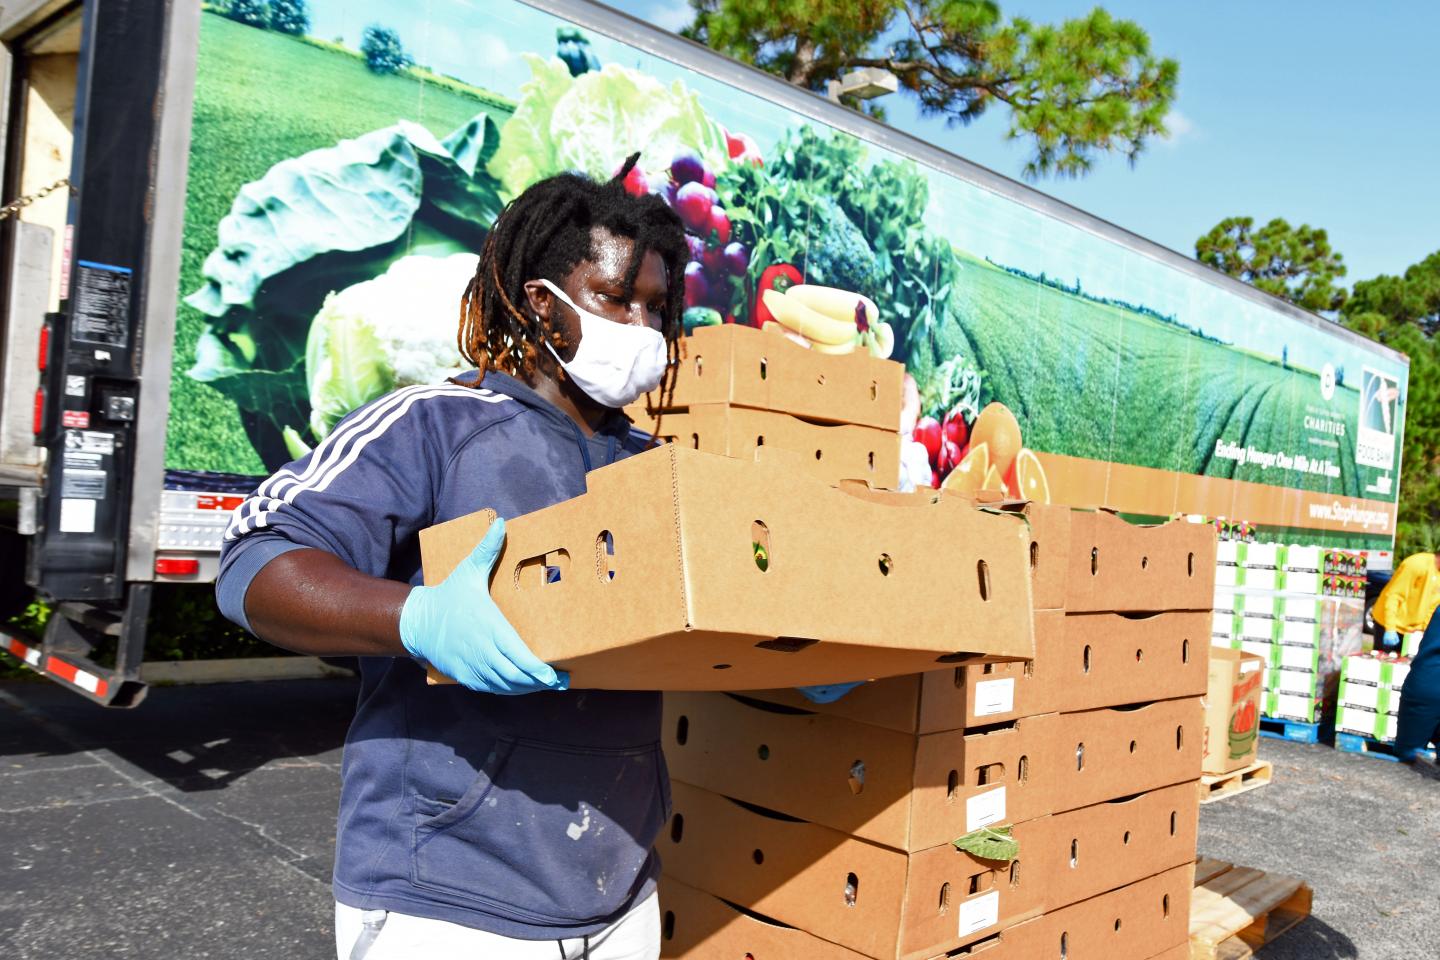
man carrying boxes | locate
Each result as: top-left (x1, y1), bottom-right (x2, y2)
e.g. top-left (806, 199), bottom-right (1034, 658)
top-left (216, 164), bottom-right (701, 959)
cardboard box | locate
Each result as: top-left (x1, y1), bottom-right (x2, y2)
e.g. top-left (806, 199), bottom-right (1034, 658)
top-left (1238, 640), bottom-right (1275, 666)
top-left (659, 781), bottom-right (1199, 959)
top-left (996, 500), bottom-right (1072, 611)
top-left (418, 444), bottom-right (1035, 690)
top-left (1275, 642), bottom-right (1321, 673)
top-left (1202, 648), bottom-right (1264, 774)
top-left (659, 866), bottom-right (1194, 960)
top-left (1064, 511), bottom-right (1216, 612)
top-left (968, 864), bottom-right (1194, 960)
top-left (1266, 667), bottom-right (1320, 696)
top-left (744, 610), bottom-right (1208, 733)
top-left (659, 876), bottom-right (870, 960)
top-left (637, 323), bottom-right (905, 430)
top-left (663, 692), bottom-right (1203, 850)
top-left (1336, 704), bottom-right (1397, 741)
top-left (1263, 691), bottom-right (1322, 723)
top-left (632, 403), bottom-right (902, 490)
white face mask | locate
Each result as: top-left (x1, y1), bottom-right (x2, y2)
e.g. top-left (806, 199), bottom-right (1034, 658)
top-left (538, 279), bottom-right (668, 408)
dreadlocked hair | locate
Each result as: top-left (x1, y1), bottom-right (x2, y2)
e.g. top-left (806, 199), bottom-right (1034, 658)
top-left (458, 154), bottom-right (688, 397)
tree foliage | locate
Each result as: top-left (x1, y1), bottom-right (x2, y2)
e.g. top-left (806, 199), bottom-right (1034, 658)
top-left (220, 0), bottom-right (269, 28)
top-left (1341, 251), bottom-right (1440, 556)
top-left (268, 0), bottom-right (311, 36)
top-left (682, 0), bottom-right (1178, 179)
top-left (1195, 216), bottom-right (1347, 313)
top-left (361, 25), bottom-right (413, 75)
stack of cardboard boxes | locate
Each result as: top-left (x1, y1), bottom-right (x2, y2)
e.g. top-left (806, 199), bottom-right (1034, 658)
top-left (659, 505), bottom-right (1216, 960)
top-left (421, 326), bottom-right (1041, 691)
top-left (420, 324), bottom-right (1217, 958)
top-left (1212, 542), bottom-right (1366, 725)
top-left (1335, 652), bottom-right (1411, 743)
top-left (626, 323), bottom-right (906, 490)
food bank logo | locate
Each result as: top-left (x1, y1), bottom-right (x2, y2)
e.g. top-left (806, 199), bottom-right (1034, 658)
top-left (1356, 368), bottom-right (1398, 472)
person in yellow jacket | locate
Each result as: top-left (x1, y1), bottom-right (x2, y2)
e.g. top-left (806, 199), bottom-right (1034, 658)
top-left (1374, 551), bottom-right (1440, 650)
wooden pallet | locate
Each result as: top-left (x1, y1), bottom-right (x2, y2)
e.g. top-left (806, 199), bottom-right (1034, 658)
top-left (1198, 760), bottom-right (1273, 804)
top-left (1190, 858), bottom-right (1312, 960)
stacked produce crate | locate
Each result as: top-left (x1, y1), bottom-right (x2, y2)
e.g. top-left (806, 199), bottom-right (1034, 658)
top-left (659, 503), bottom-right (1216, 960)
top-left (1335, 652), bottom-right (1411, 743)
top-left (626, 322), bottom-right (906, 490)
top-left (1212, 542), bottom-right (1366, 725)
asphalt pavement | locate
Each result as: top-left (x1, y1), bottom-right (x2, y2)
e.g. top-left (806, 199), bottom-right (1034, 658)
top-left (0, 676), bottom-right (1435, 959)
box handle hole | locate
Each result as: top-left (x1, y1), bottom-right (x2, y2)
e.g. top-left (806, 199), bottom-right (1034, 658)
top-left (596, 530), bottom-right (617, 582)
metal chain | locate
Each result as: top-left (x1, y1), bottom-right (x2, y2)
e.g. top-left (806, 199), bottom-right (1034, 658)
top-left (0, 178), bottom-right (73, 222)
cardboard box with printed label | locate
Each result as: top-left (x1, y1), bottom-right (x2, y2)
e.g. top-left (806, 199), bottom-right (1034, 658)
top-left (1263, 690), bottom-right (1323, 723)
top-left (744, 610), bottom-right (1208, 733)
top-left (1336, 704), bottom-right (1398, 741)
top-left (1202, 648), bottom-right (1264, 775)
top-left (630, 403), bottom-right (902, 489)
top-left (634, 323), bottom-right (905, 430)
top-left (958, 864), bottom-right (1194, 960)
top-left (1064, 511), bottom-right (1216, 612)
top-left (663, 692), bottom-right (1202, 851)
top-left (1266, 666), bottom-right (1320, 696)
top-left (659, 781), bottom-right (1199, 960)
top-left (658, 866), bottom-right (1194, 960)
top-left (418, 445), bottom-right (1035, 690)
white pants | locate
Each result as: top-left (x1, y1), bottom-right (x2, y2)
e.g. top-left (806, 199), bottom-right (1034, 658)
top-left (335, 892), bottom-right (660, 960)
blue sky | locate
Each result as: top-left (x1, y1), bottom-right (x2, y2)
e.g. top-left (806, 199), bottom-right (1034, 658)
top-left (610, 0), bottom-right (1440, 286)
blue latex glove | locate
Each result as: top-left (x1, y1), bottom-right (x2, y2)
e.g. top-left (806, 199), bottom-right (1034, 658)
top-left (1383, 629), bottom-right (1400, 649)
top-left (797, 681), bottom-right (865, 704)
top-left (400, 517), bottom-right (569, 695)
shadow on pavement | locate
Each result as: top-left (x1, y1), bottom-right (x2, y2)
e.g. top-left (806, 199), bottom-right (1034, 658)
top-left (1258, 914), bottom-right (1359, 959)
top-left (0, 675), bottom-right (358, 792)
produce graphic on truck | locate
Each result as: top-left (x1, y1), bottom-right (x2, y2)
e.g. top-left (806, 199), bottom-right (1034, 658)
top-left (0, 0), bottom-right (1411, 705)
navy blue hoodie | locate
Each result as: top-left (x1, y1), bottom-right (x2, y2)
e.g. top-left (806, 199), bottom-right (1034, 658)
top-left (215, 371), bottom-right (668, 939)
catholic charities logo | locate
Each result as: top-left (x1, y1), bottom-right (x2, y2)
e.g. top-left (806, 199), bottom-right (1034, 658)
top-left (1356, 367), bottom-right (1399, 472)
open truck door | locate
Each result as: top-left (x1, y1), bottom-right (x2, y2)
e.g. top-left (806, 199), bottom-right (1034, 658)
top-left (1, 0), bottom-right (198, 706)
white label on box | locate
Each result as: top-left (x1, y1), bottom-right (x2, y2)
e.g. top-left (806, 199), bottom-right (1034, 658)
top-left (973, 678), bottom-right (1015, 717)
top-left (966, 786), bottom-right (1006, 832)
top-left (58, 498), bottom-right (96, 533)
top-left (958, 890), bottom-right (1000, 937)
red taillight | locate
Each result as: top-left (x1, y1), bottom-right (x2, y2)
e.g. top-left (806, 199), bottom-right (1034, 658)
top-left (37, 323), bottom-right (49, 371)
top-left (33, 388), bottom-right (44, 435)
top-left (154, 557), bottom-right (200, 576)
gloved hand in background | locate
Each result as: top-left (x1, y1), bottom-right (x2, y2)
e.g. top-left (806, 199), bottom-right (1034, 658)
top-left (400, 518), bottom-right (569, 695)
top-left (1384, 629), bottom-right (1400, 649)
top-left (797, 681), bottom-right (866, 705)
